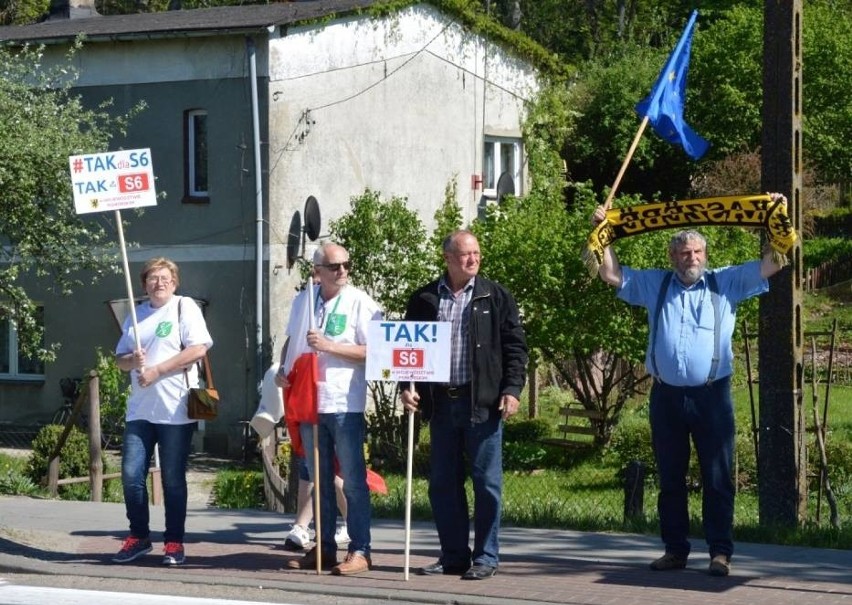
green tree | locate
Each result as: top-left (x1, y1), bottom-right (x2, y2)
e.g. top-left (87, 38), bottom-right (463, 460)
top-left (0, 0), bottom-right (49, 25)
top-left (800, 0), bottom-right (852, 184)
top-left (0, 43), bottom-right (142, 360)
top-left (429, 177), bottom-right (464, 269)
top-left (563, 44), bottom-right (696, 200)
top-left (329, 189), bottom-right (434, 471)
top-left (330, 189), bottom-right (433, 318)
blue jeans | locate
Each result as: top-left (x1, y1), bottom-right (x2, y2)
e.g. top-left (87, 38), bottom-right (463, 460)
top-left (122, 420), bottom-right (195, 543)
top-left (428, 394), bottom-right (503, 568)
top-left (649, 376), bottom-right (735, 559)
top-left (300, 413), bottom-right (371, 555)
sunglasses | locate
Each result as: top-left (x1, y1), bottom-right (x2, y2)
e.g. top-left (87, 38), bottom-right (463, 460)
top-left (320, 261), bottom-right (352, 272)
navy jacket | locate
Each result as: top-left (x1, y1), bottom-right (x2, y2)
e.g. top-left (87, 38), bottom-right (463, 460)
top-left (404, 275), bottom-right (528, 423)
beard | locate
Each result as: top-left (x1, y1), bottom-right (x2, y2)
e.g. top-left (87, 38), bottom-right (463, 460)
top-left (680, 265), bottom-right (705, 284)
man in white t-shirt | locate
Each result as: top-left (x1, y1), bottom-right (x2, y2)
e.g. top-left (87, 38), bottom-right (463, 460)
top-left (283, 243), bottom-right (382, 576)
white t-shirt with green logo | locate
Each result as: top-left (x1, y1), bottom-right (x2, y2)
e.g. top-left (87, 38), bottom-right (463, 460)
top-left (116, 295), bottom-right (213, 424)
top-left (287, 284), bottom-right (382, 414)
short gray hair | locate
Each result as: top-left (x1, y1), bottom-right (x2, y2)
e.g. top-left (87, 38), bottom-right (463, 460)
top-left (313, 242), bottom-right (346, 265)
top-left (442, 230), bottom-right (476, 253)
top-left (668, 230), bottom-right (706, 255)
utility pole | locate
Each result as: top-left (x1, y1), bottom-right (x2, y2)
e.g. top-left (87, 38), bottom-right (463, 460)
top-left (758, 0), bottom-right (807, 525)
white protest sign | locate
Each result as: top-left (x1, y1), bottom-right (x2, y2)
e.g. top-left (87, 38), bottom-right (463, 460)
top-left (69, 148), bottom-right (157, 214)
top-left (366, 321), bottom-right (451, 382)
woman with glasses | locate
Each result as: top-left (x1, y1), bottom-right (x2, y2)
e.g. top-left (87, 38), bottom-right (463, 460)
top-left (112, 257), bottom-right (213, 567)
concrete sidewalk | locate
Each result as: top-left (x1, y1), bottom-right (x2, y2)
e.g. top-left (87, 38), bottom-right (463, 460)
top-left (0, 496), bottom-right (850, 605)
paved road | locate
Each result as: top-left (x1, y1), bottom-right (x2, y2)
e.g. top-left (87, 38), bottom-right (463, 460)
top-left (0, 581), bottom-right (308, 605)
top-left (0, 496), bottom-right (850, 605)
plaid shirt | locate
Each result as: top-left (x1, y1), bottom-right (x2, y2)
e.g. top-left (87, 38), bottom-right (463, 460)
top-left (438, 275), bottom-right (475, 386)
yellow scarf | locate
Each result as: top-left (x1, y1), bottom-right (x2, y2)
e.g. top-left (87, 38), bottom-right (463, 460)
top-left (584, 194), bottom-right (798, 274)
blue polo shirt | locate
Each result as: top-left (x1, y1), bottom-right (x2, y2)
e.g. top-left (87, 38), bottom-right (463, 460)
top-left (618, 261), bottom-right (768, 387)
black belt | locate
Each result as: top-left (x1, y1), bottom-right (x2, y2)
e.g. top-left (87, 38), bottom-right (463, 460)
top-left (435, 384), bottom-right (471, 399)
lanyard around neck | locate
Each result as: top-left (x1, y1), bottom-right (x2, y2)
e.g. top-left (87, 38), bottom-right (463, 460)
top-left (316, 291), bottom-right (342, 334)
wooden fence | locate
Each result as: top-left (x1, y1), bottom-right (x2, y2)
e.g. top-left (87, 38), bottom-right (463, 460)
top-left (46, 370), bottom-right (162, 504)
top-left (806, 257), bottom-right (852, 291)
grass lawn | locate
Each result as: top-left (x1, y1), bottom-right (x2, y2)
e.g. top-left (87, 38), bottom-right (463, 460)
top-left (372, 383), bottom-right (852, 550)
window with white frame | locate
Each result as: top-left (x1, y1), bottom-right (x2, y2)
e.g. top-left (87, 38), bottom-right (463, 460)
top-left (184, 109), bottom-right (209, 202)
top-left (483, 137), bottom-right (523, 199)
top-left (0, 307), bottom-right (45, 380)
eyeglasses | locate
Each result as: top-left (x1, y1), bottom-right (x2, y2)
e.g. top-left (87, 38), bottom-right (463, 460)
top-left (319, 261), bottom-right (351, 272)
top-left (146, 276), bottom-right (173, 285)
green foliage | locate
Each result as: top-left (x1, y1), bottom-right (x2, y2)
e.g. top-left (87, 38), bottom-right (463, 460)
top-left (88, 347), bottom-right (130, 445)
top-left (26, 424), bottom-right (91, 499)
top-left (689, 6), bottom-right (763, 162)
top-left (800, 0), bottom-right (852, 183)
top-left (564, 45), bottom-right (694, 199)
top-left (0, 43), bottom-right (143, 359)
top-left (504, 417), bottom-right (551, 443)
top-left (0, 0), bottom-right (50, 25)
top-left (803, 238), bottom-right (852, 269)
top-left (503, 442), bottom-right (548, 471)
top-left (606, 406), bottom-right (653, 471)
top-left (330, 189), bottom-right (433, 319)
top-left (503, 418), bottom-right (551, 471)
top-left (522, 82), bottom-right (577, 199)
top-left (430, 178), bottom-right (464, 269)
top-left (330, 189), bottom-right (434, 472)
top-left (0, 453), bottom-right (38, 496)
top-left (212, 467), bottom-right (265, 509)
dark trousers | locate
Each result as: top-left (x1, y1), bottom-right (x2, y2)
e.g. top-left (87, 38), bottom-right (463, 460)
top-left (428, 393), bottom-right (503, 568)
top-left (649, 376), bottom-right (735, 559)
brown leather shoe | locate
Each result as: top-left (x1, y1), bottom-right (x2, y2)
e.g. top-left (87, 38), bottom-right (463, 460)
top-left (331, 551), bottom-right (371, 576)
top-left (285, 546), bottom-right (337, 570)
top-left (649, 552), bottom-right (688, 571)
top-left (708, 554), bottom-right (731, 576)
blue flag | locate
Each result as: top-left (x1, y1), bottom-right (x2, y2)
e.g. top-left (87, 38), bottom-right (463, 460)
top-left (635, 10), bottom-right (710, 160)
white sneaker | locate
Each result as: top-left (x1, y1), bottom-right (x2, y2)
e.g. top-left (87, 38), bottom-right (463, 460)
top-left (335, 524), bottom-right (350, 545)
top-left (284, 524), bottom-right (312, 551)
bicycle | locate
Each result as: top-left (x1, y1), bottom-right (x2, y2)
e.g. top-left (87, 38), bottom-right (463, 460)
top-left (50, 377), bottom-right (85, 428)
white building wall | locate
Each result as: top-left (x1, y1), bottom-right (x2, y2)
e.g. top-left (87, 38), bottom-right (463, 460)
top-left (266, 4), bottom-right (538, 348)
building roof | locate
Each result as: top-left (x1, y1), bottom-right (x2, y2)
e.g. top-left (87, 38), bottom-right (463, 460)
top-left (0, 0), bottom-right (379, 44)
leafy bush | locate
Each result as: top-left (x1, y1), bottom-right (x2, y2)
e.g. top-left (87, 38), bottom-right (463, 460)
top-left (504, 418), bottom-right (551, 443)
top-left (0, 469), bottom-right (39, 495)
top-left (27, 425), bottom-right (90, 483)
top-left (811, 207), bottom-right (852, 239)
top-left (0, 454), bottom-right (39, 496)
top-left (213, 468), bottom-right (265, 509)
top-left (809, 438), bottom-right (852, 492)
top-left (802, 237), bottom-right (852, 269)
top-left (503, 441), bottom-right (548, 471)
top-left (606, 408), bottom-right (654, 471)
top-left (89, 347), bottom-right (130, 447)
top-left (735, 426), bottom-right (758, 490)
top-left (25, 424), bottom-right (112, 500)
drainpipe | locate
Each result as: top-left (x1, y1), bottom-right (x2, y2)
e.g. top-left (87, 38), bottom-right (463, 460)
top-left (247, 37), bottom-right (264, 444)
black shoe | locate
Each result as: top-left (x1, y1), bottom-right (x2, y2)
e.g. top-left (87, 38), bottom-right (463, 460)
top-left (462, 563), bottom-right (497, 580)
top-left (419, 561), bottom-right (470, 576)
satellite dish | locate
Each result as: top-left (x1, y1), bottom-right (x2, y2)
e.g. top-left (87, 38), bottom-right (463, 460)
top-left (495, 171), bottom-right (515, 203)
top-left (304, 195), bottom-right (321, 241)
top-left (286, 211), bottom-right (302, 269)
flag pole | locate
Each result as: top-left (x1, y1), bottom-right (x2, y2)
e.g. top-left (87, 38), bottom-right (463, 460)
top-left (116, 210), bottom-right (160, 473)
top-left (115, 210), bottom-right (140, 351)
top-left (404, 381), bottom-right (415, 580)
top-left (602, 116), bottom-right (649, 210)
top-left (306, 279), bottom-right (322, 575)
